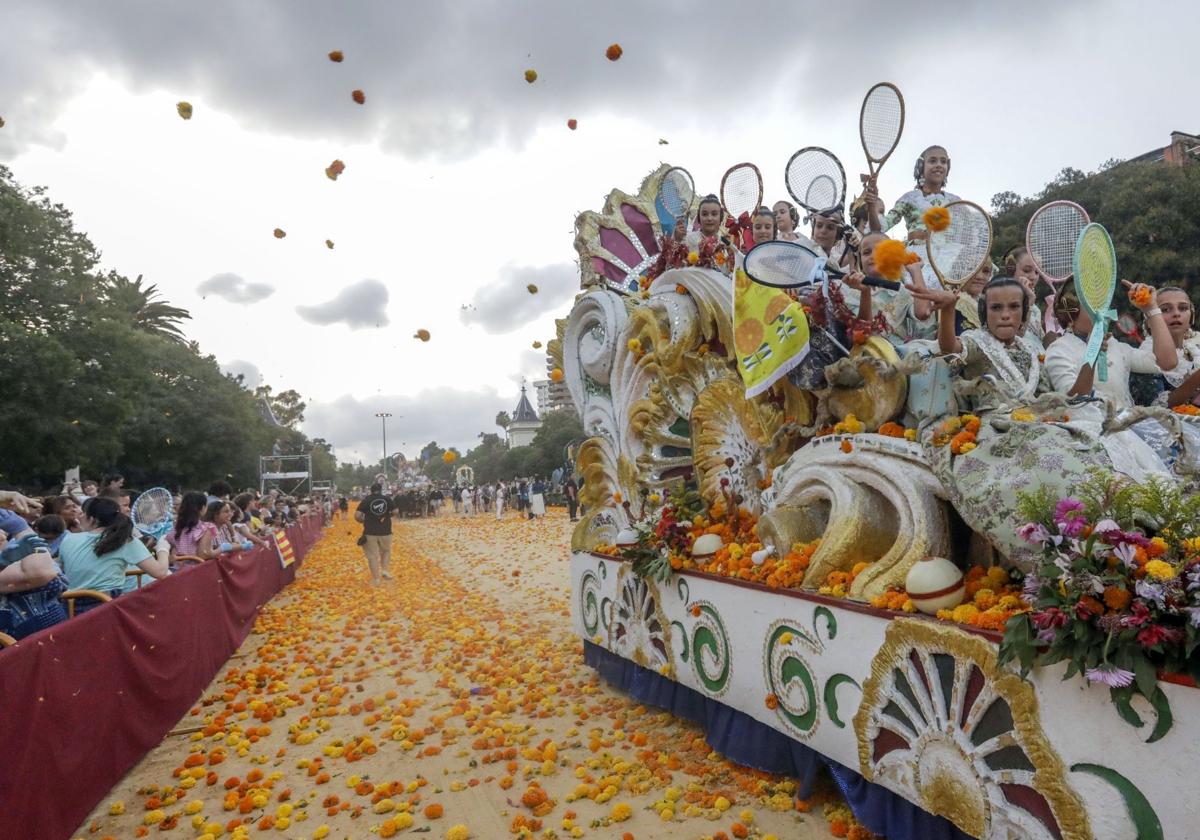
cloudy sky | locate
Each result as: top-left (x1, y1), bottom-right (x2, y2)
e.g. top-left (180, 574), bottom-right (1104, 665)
top-left (2, 0), bottom-right (1194, 462)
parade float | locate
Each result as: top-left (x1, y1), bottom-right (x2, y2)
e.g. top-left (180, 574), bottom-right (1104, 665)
top-left (556, 165), bottom-right (1200, 839)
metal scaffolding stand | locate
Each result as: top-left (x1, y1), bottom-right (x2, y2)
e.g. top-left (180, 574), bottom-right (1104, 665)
top-left (259, 453), bottom-right (313, 497)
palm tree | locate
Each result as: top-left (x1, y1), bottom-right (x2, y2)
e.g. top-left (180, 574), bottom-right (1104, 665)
top-left (103, 274), bottom-right (191, 342)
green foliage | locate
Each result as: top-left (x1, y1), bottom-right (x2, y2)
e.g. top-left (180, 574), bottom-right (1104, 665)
top-left (990, 161), bottom-right (1200, 312)
top-left (462, 411), bottom-right (584, 483)
top-left (0, 164), bottom-right (331, 491)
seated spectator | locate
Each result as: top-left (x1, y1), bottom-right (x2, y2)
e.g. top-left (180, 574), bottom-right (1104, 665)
top-left (58, 497), bottom-right (168, 613)
top-left (207, 480), bottom-right (233, 503)
top-left (203, 499), bottom-right (242, 553)
top-left (165, 491), bottom-right (219, 563)
top-left (80, 479), bottom-right (99, 500)
top-left (43, 495), bottom-right (84, 534)
top-left (101, 473), bottom-right (124, 495)
top-left (230, 503), bottom-right (270, 549)
top-left (0, 528), bottom-right (68, 639)
top-left (32, 515), bottom-right (67, 557)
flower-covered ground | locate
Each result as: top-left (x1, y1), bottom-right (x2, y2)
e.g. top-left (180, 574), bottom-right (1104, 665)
top-left (79, 510), bottom-right (872, 840)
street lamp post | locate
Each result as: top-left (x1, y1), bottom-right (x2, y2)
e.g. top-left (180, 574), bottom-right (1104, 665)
top-left (375, 412), bottom-right (393, 479)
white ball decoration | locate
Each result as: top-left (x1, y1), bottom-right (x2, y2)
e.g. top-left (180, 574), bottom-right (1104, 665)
top-left (905, 556), bottom-right (965, 615)
top-left (615, 528), bottom-right (640, 549)
top-left (691, 533), bottom-right (723, 559)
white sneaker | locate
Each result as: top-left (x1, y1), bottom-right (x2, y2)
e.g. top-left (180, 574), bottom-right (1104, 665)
top-left (382, 571), bottom-right (393, 580)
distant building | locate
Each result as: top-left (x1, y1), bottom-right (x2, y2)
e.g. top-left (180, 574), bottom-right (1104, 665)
top-left (1130, 131), bottom-right (1199, 167)
top-left (507, 385), bottom-right (541, 448)
top-left (543, 351), bottom-right (576, 415)
top-left (533, 379), bottom-right (551, 417)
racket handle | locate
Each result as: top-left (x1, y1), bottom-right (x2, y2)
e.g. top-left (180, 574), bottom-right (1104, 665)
top-left (863, 276), bottom-right (901, 291)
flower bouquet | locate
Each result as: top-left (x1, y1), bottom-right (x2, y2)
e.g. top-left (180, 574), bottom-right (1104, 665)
top-left (998, 470), bottom-right (1200, 741)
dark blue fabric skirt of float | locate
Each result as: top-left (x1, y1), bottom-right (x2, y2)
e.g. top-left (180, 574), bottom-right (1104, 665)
top-left (584, 641), bottom-right (975, 840)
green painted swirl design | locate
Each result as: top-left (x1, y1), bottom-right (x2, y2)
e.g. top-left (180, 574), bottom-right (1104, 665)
top-left (580, 570), bottom-right (601, 636)
top-left (765, 622), bottom-right (820, 738)
top-left (690, 602), bottom-right (731, 696)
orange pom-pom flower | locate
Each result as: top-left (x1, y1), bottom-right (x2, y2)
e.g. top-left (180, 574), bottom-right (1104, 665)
top-left (922, 206), bottom-right (950, 232)
top-left (549, 368), bottom-right (564, 382)
top-left (567, 118), bottom-right (577, 130)
top-left (273, 228), bottom-right (286, 239)
top-left (328, 50), bottom-right (344, 63)
top-left (1128, 284), bottom-right (1152, 308)
top-left (872, 239), bottom-right (912, 281)
top-left (351, 89), bottom-right (365, 104)
top-left (325, 159), bottom-right (345, 181)
top-left (414, 329), bottom-right (431, 342)
top-left (524, 69), bottom-right (538, 84)
top-left (605, 44), bottom-right (623, 61)
top-left (442, 451), bottom-right (457, 464)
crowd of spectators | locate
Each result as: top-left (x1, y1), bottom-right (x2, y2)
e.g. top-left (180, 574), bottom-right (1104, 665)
top-left (0, 476), bottom-right (328, 642)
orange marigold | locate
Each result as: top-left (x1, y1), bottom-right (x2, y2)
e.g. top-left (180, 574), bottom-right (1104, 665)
top-left (1103, 586), bottom-right (1132, 611)
top-left (872, 239), bottom-right (911, 281)
top-left (840, 439), bottom-right (853, 454)
top-left (922, 205), bottom-right (951, 232)
top-left (878, 421), bottom-right (906, 438)
top-left (351, 89), bottom-right (365, 104)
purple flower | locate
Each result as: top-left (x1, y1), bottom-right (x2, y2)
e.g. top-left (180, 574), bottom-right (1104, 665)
top-left (1184, 607), bottom-right (1200, 628)
top-left (1022, 575), bottom-right (1043, 598)
top-left (1135, 579), bottom-right (1168, 610)
top-left (1054, 498), bottom-right (1085, 520)
top-left (1035, 627), bottom-right (1058, 644)
top-left (1113, 542), bottom-right (1138, 569)
top-left (1186, 564), bottom-right (1200, 592)
top-left (1085, 665), bottom-right (1136, 688)
top-left (1058, 515), bottom-right (1089, 538)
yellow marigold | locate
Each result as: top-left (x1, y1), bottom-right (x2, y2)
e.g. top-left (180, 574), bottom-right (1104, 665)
top-left (1011, 409), bottom-right (1036, 422)
top-left (610, 802), bottom-right (633, 822)
top-left (950, 604), bottom-right (980, 624)
top-left (446, 825), bottom-right (471, 840)
top-left (687, 251), bottom-right (700, 265)
top-left (1148, 537), bottom-right (1168, 557)
top-left (1144, 560), bottom-right (1176, 580)
top-left (627, 338), bottom-right (642, 354)
top-left (1184, 537), bottom-right (1200, 556)
top-left (903, 428), bottom-right (917, 441)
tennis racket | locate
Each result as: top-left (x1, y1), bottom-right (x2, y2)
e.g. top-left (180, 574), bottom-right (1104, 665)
top-left (1072, 222), bottom-right (1118, 382)
top-left (859, 82), bottom-right (904, 187)
top-left (926, 200), bottom-right (993, 289)
top-left (743, 240), bottom-right (900, 291)
top-left (1025, 200), bottom-right (1089, 286)
top-left (785, 147), bottom-right (847, 215)
top-left (720, 162), bottom-right (762, 251)
top-left (131, 487), bottom-right (174, 540)
top-left (655, 166), bottom-right (695, 233)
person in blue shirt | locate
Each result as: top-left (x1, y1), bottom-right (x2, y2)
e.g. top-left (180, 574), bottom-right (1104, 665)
top-left (0, 515), bottom-right (68, 639)
top-left (59, 497), bottom-right (169, 613)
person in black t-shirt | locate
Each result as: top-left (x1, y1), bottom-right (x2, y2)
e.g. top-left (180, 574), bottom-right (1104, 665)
top-left (355, 483), bottom-right (393, 585)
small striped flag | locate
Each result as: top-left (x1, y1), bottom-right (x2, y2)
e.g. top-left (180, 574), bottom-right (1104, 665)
top-left (274, 530), bottom-right (296, 568)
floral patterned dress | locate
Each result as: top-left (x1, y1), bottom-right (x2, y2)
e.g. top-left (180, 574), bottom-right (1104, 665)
top-left (926, 329), bottom-right (1152, 571)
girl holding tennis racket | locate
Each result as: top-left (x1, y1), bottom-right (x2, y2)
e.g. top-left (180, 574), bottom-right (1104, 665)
top-left (839, 232), bottom-right (935, 344)
top-left (869, 145), bottom-right (959, 289)
top-left (1043, 281), bottom-right (1176, 408)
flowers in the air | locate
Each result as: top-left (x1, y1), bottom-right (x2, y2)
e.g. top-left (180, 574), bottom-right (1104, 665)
top-left (325, 239), bottom-right (335, 249)
top-left (527, 283), bottom-right (539, 294)
top-left (351, 89), bottom-right (365, 104)
top-left (442, 451), bottom-right (457, 464)
top-left (414, 329), bottom-right (431, 341)
top-left (605, 44), bottom-right (623, 61)
top-left (328, 50), bottom-right (344, 62)
top-left (273, 228), bottom-right (287, 239)
top-left (549, 368), bottom-right (564, 382)
top-left (325, 159), bottom-right (346, 180)
top-left (524, 69), bottom-right (538, 83)
top-left (1128, 284), bottom-right (1153, 308)
top-left (567, 119), bottom-right (578, 130)
top-left (873, 239), bottom-right (916, 281)
top-left (176, 101), bottom-right (193, 120)
top-left (922, 206), bottom-right (950, 232)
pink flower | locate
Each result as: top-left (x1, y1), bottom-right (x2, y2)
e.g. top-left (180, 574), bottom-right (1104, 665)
top-left (1121, 601), bottom-right (1152, 628)
top-left (1031, 607), bottom-right (1069, 630)
top-left (1136, 624), bottom-right (1175, 648)
top-left (1053, 498), bottom-right (1088, 537)
top-left (1084, 665), bottom-right (1135, 688)
top-left (1018, 522), bottom-right (1052, 544)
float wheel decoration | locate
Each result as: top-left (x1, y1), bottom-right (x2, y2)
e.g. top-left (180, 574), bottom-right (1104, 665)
top-left (853, 619), bottom-right (1090, 839)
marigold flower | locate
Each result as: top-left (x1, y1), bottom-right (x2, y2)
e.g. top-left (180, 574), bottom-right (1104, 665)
top-left (610, 802), bottom-right (633, 821)
top-left (922, 206), bottom-right (950, 232)
top-left (567, 119), bottom-right (577, 130)
top-left (877, 421), bottom-right (905, 438)
top-left (273, 228), bottom-right (286, 239)
top-left (840, 439), bottom-right (853, 454)
top-left (177, 101), bottom-right (193, 120)
top-left (442, 451), bottom-right (457, 463)
top-left (549, 367), bottom-right (564, 382)
top-left (1128, 284), bottom-right (1152, 308)
top-left (328, 50), bottom-right (344, 62)
top-left (1144, 559), bottom-right (1176, 580)
top-left (605, 44), bottom-right (624, 61)
top-left (872, 239), bottom-right (912, 281)
top-left (351, 89), bottom-right (365, 104)
top-left (764, 693), bottom-right (779, 710)
top-left (527, 283), bottom-right (539, 294)
top-left (414, 329), bottom-right (431, 342)
top-left (524, 69), bottom-right (538, 83)
top-left (1103, 586), bottom-right (1132, 610)
top-left (325, 239), bottom-right (334, 249)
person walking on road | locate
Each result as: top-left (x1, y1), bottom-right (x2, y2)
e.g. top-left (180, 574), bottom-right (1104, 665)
top-left (355, 483), bottom-right (394, 585)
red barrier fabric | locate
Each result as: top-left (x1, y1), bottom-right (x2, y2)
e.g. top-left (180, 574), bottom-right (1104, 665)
top-left (0, 514), bottom-right (324, 840)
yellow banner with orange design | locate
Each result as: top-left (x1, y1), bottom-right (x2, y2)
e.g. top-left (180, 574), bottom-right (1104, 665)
top-left (733, 269), bottom-right (811, 398)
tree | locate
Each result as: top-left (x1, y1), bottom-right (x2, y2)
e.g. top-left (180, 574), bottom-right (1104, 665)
top-left (255, 386), bottom-right (306, 429)
top-left (101, 274), bottom-right (191, 343)
top-left (990, 190), bottom-right (1023, 216)
top-left (990, 161), bottom-right (1200, 312)
top-left (495, 411), bottom-right (511, 431)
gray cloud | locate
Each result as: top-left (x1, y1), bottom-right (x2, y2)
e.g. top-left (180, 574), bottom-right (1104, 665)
top-left (220, 359), bottom-right (263, 388)
top-left (198, 272), bottom-right (275, 304)
top-left (295, 278), bottom-right (389, 329)
top-left (0, 0), bottom-right (1082, 161)
top-left (303, 388), bottom-right (512, 460)
top-left (461, 263), bottom-right (577, 334)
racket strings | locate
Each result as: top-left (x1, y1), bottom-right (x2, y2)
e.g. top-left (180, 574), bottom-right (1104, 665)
top-left (659, 169), bottom-right (694, 219)
top-left (721, 166), bottom-right (762, 219)
top-left (744, 243), bottom-right (822, 288)
top-left (1027, 204), bottom-right (1086, 282)
top-left (929, 205), bottom-right (992, 284)
top-left (785, 150), bottom-right (845, 213)
top-left (860, 88), bottom-right (902, 160)
top-left (1075, 230), bottom-right (1115, 310)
